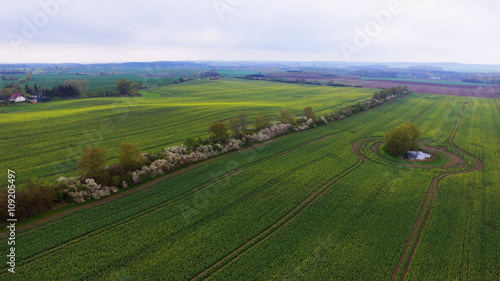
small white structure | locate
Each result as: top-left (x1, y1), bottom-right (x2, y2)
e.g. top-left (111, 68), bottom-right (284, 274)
top-left (9, 94), bottom-right (26, 103)
top-left (407, 151), bottom-right (431, 160)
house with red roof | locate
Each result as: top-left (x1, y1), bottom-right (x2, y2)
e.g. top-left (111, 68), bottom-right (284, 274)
top-left (9, 94), bottom-right (26, 103)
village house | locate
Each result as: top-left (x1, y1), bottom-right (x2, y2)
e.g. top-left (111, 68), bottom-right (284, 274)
top-left (9, 94), bottom-right (26, 103)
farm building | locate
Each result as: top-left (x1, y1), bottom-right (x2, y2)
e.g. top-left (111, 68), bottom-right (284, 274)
top-left (9, 94), bottom-right (26, 103)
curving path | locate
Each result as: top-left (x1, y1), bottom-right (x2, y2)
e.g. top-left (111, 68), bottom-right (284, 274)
top-left (190, 138), bottom-right (371, 280)
top-left (391, 98), bottom-right (484, 281)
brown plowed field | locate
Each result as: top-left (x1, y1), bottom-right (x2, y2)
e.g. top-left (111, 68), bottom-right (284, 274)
top-left (332, 79), bottom-right (500, 99)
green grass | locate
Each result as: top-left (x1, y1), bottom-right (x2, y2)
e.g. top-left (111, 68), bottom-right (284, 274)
top-left (0, 79), bottom-right (373, 185)
top-left (0, 80), bottom-right (498, 280)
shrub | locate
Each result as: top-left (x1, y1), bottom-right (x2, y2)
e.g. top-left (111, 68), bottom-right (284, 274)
top-left (254, 115), bottom-right (271, 130)
top-left (184, 137), bottom-right (199, 150)
top-left (278, 110), bottom-right (297, 125)
top-left (112, 175), bottom-right (122, 188)
top-left (108, 163), bottom-right (126, 178)
top-left (209, 122), bottom-right (229, 143)
top-left (303, 107), bottom-right (315, 119)
top-left (119, 143), bottom-right (145, 172)
top-left (5, 179), bottom-right (59, 221)
top-left (78, 147), bottom-right (107, 179)
top-left (230, 118), bottom-right (241, 138)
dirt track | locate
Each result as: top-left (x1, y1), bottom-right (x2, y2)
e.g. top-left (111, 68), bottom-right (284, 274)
top-left (190, 138), bottom-right (369, 280)
top-left (391, 98), bottom-right (484, 281)
top-left (371, 143), bottom-right (465, 169)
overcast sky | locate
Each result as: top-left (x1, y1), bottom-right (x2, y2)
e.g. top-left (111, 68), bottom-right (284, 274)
top-left (1, 0), bottom-right (499, 64)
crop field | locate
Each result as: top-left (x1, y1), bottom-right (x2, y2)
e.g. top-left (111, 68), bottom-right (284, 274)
top-left (0, 68), bottom-right (253, 93)
top-left (331, 78), bottom-right (500, 99)
top-left (0, 79), bottom-right (373, 184)
top-left (1, 90), bottom-right (498, 280)
top-left (364, 78), bottom-right (488, 86)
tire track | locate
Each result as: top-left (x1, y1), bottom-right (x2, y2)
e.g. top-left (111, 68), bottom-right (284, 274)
top-left (408, 101), bottom-right (434, 123)
top-left (190, 138), bottom-right (370, 281)
top-left (391, 98), bottom-right (484, 281)
top-left (2, 95), bottom-right (411, 274)
top-left (0, 132), bottom-right (340, 274)
top-left (494, 99), bottom-right (500, 115)
top-left (5, 93), bottom-right (407, 237)
top-left (319, 97), bottom-right (370, 112)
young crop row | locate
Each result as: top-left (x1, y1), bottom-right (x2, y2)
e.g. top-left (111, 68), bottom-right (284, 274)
top-left (5, 134), bottom-right (358, 280)
top-left (208, 95), bottom-right (464, 280)
top-left (193, 93), bottom-right (437, 279)
top-left (405, 97), bottom-right (500, 280)
top-left (0, 79), bottom-right (373, 184)
top-left (210, 160), bottom-right (440, 280)
top-left (0, 94), bottom-right (416, 279)
top-left (0, 123), bottom-right (342, 265)
top-left (6, 93), bottom-right (495, 280)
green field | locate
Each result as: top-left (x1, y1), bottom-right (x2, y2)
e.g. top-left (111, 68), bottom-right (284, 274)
top-left (1, 88), bottom-right (498, 280)
top-left (0, 79), bottom-right (373, 184)
top-left (0, 68), bottom-right (254, 93)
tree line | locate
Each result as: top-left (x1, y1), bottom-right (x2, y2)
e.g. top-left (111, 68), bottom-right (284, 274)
top-left (1, 78), bottom-right (143, 103)
top-left (462, 77), bottom-right (500, 84)
top-left (0, 143), bottom-right (146, 221)
top-left (372, 86), bottom-right (409, 100)
top-left (0, 86), bottom-right (412, 221)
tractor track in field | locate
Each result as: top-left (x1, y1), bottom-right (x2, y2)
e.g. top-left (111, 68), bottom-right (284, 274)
top-left (391, 98), bottom-right (484, 281)
top-left (190, 138), bottom-right (371, 281)
top-left (408, 102), bottom-right (434, 123)
top-left (0, 133), bottom-right (340, 274)
top-left (0, 95), bottom-right (409, 275)
top-left (319, 97), bottom-right (370, 112)
top-left (3, 94), bottom-right (408, 237)
top-left (494, 99), bottom-right (500, 115)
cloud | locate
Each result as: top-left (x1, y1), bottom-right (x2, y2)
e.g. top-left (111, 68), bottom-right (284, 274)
top-left (1, 0), bottom-right (499, 64)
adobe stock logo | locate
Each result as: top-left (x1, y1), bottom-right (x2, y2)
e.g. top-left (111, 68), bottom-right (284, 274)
top-left (340, 0), bottom-right (403, 61)
top-left (213, 0), bottom-right (243, 21)
top-left (8, 0), bottom-right (71, 53)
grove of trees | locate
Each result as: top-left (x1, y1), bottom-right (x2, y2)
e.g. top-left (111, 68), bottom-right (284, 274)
top-left (116, 78), bottom-right (141, 96)
top-left (373, 86), bottom-right (409, 100)
top-left (384, 123), bottom-right (420, 157)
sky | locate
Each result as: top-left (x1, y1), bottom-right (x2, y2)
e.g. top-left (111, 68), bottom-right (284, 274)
top-left (1, 0), bottom-right (499, 64)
